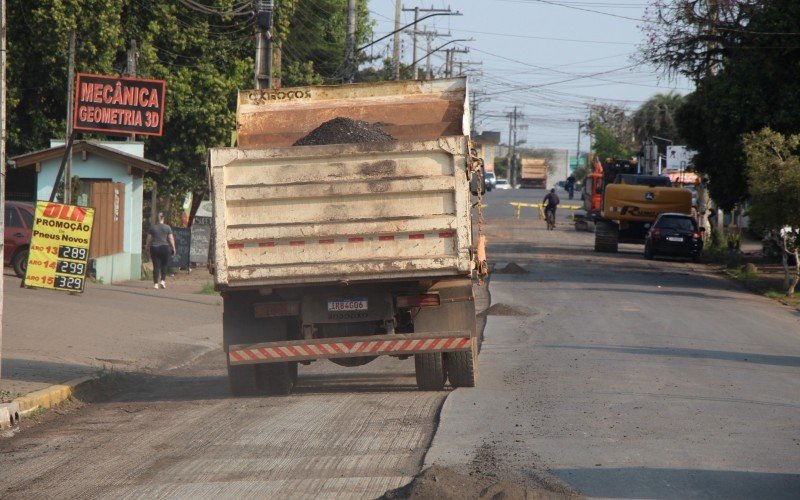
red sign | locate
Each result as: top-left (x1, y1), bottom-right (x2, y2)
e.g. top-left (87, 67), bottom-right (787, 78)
top-left (73, 73), bottom-right (166, 136)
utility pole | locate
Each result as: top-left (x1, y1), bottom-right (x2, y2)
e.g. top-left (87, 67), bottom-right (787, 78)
top-left (445, 47), bottom-right (468, 77)
top-left (455, 60), bottom-right (481, 77)
top-left (507, 107), bottom-right (520, 184)
top-left (64, 30), bottom-right (76, 205)
top-left (403, 5), bottom-right (452, 80)
top-left (344, 0), bottom-right (357, 82)
top-left (0, 0), bottom-right (6, 377)
top-left (254, 1), bottom-right (274, 89)
top-left (575, 121), bottom-right (581, 174)
top-left (392, 0), bottom-right (401, 80)
top-left (470, 89), bottom-right (487, 134)
top-left (412, 27), bottom-right (449, 80)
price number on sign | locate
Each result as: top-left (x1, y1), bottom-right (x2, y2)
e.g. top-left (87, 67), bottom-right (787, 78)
top-left (58, 245), bottom-right (88, 261)
top-left (56, 260), bottom-right (86, 276)
top-left (54, 275), bottom-right (83, 291)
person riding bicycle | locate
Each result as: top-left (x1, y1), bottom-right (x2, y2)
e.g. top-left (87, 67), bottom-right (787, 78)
top-left (543, 188), bottom-right (560, 226)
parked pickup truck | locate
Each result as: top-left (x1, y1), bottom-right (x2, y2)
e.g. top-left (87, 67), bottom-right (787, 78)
top-left (208, 78), bottom-right (485, 396)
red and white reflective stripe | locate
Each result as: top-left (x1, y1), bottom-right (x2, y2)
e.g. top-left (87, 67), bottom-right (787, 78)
top-left (228, 231), bottom-right (455, 250)
top-left (229, 336), bottom-right (470, 364)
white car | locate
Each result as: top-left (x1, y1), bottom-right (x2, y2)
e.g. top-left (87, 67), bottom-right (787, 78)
top-left (495, 179), bottom-right (511, 190)
top-left (484, 171), bottom-right (497, 191)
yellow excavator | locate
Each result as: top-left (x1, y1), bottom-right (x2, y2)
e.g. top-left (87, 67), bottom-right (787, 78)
top-left (585, 158), bottom-right (692, 252)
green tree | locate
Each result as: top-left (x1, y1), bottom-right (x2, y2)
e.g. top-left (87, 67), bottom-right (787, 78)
top-left (742, 128), bottom-right (800, 295)
top-left (632, 92), bottom-right (684, 147)
top-left (586, 103), bottom-right (637, 163)
top-left (670, 0), bottom-right (800, 209)
top-left (6, 0), bottom-right (374, 219)
top-left (592, 124), bottom-right (634, 162)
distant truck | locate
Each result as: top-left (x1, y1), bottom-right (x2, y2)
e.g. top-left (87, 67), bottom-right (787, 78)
top-left (519, 158), bottom-right (547, 188)
top-left (208, 78), bottom-right (484, 396)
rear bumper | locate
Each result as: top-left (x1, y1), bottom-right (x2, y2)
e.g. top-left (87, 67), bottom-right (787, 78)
top-left (229, 331), bottom-right (472, 365)
top-left (652, 240), bottom-right (703, 255)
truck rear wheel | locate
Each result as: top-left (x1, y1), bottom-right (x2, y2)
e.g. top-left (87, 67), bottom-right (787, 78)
top-left (223, 293), bottom-right (297, 396)
top-left (413, 279), bottom-right (478, 389)
top-left (415, 353), bottom-right (446, 390)
top-left (594, 220), bottom-right (619, 253)
top-left (446, 337), bottom-right (477, 388)
top-left (223, 294), bottom-right (259, 396)
top-left (256, 362), bottom-right (298, 395)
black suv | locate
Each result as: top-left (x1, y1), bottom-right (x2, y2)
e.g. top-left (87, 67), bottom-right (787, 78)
top-left (644, 213), bottom-right (704, 262)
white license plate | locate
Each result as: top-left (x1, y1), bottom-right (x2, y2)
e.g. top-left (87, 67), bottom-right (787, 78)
top-left (666, 236), bottom-right (683, 242)
top-left (327, 298), bottom-right (368, 312)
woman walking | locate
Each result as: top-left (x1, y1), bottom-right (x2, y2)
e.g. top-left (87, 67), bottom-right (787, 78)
top-left (146, 212), bottom-right (176, 289)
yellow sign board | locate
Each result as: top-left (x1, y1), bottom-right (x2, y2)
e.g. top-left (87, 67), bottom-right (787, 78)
top-left (24, 201), bottom-right (95, 293)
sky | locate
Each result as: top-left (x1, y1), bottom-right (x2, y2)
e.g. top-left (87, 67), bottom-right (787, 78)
top-left (366, 0), bottom-right (692, 154)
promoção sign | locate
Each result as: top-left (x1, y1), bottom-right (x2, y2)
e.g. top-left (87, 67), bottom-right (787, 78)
top-left (73, 73), bottom-right (166, 136)
top-left (24, 201), bottom-right (95, 293)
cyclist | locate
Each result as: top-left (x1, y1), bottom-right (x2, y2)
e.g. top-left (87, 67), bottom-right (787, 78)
top-left (543, 188), bottom-right (560, 228)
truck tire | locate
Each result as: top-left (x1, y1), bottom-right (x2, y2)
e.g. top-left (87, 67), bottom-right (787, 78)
top-left (446, 337), bottom-right (477, 388)
top-left (256, 362), bottom-right (298, 396)
top-left (226, 357), bottom-right (258, 397)
top-left (415, 353), bottom-right (446, 391)
top-left (594, 220), bottom-right (619, 253)
top-left (414, 279), bottom-right (478, 389)
top-left (223, 293), bottom-right (297, 396)
top-left (223, 295), bottom-right (259, 397)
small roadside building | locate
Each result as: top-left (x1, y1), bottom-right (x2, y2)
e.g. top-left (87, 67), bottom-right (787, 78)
top-left (9, 140), bottom-right (167, 283)
top-left (472, 131), bottom-right (501, 174)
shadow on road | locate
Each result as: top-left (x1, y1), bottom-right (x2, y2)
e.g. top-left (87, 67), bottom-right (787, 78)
top-left (552, 467), bottom-right (800, 500)
top-left (540, 343), bottom-right (800, 369)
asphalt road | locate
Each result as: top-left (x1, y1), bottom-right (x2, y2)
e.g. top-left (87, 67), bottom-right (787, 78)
top-left (2, 186), bottom-right (798, 498)
top-left (428, 187), bottom-right (800, 498)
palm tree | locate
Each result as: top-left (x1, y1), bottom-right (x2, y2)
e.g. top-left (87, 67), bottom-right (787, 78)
top-left (632, 92), bottom-right (685, 146)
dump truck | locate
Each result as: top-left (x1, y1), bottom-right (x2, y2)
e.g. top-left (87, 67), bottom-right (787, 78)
top-left (208, 78), bottom-right (485, 396)
top-left (519, 158), bottom-right (547, 188)
top-left (583, 158), bottom-right (692, 252)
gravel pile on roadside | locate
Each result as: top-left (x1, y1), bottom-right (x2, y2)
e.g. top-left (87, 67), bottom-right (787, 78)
top-left (495, 262), bottom-right (529, 274)
top-left (380, 465), bottom-right (556, 500)
top-left (293, 117), bottom-right (396, 146)
top-left (483, 303), bottom-right (530, 317)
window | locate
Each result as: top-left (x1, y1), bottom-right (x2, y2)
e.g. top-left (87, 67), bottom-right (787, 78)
top-left (657, 216), bottom-right (695, 231)
top-left (5, 205), bottom-right (22, 229)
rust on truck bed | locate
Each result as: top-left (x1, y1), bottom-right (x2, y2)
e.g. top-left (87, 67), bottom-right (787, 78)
top-left (236, 79), bottom-right (469, 148)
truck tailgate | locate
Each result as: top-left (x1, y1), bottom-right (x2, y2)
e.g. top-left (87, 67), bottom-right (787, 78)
top-left (210, 136), bottom-right (473, 288)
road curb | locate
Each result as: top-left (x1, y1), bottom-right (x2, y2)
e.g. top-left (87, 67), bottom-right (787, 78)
top-left (12, 375), bottom-right (97, 419)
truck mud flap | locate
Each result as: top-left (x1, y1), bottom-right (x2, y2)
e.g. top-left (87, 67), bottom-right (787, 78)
top-left (228, 331), bottom-right (471, 365)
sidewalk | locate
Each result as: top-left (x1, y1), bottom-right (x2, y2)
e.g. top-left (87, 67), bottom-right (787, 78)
top-left (1, 269), bottom-right (222, 402)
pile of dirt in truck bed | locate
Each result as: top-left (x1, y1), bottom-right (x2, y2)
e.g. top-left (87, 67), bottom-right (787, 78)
top-left (380, 465), bottom-right (556, 500)
top-left (293, 117), bottom-right (396, 146)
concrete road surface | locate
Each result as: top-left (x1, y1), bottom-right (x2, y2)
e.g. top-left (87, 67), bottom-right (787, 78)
top-left (2, 186), bottom-right (798, 498)
top-left (427, 187), bottom-right (800, 498)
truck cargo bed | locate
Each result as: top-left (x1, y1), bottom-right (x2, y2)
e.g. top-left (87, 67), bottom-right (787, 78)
top-left (210, 136), bottom-right (473, 288)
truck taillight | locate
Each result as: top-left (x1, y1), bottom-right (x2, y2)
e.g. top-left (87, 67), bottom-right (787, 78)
top-left (692, 231), bottom-right (701, 239)
top-left (254, 302), bottom-right (300, 318)
top-left (396, 294), bottom-right (440, 308)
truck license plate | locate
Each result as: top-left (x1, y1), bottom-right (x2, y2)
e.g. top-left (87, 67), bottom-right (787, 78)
top-left (666, 236), bottom-right (683, 242)
top-left (327, 298), bottom-right (368, 312)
